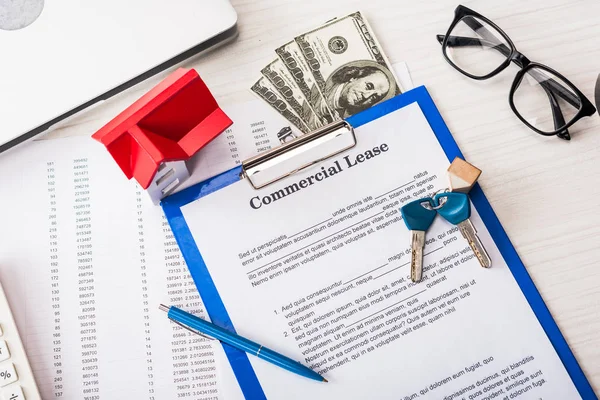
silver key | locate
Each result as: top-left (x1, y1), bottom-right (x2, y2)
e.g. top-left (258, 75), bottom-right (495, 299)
top-left (410, 231), bottom-right (425, 282)
top-left (434, 192), bottom-right (491, 268)
top-left (401, 198), bottom-right (438, 282)
top-left (457, 218), bottom-right (491, 268)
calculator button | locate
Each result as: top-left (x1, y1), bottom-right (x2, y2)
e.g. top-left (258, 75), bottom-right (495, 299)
top-left (1, 383), bottom-right (25, 400)
top-left (0, 362), bottom-right (17, 387)
top-left (0, 342), bottom-right (9, 363)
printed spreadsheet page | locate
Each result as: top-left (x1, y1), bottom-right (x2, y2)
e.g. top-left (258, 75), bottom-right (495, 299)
top-left (0, 94), bottom-right (305, 399)
top-left (180, 102), bottom-right (580, 400)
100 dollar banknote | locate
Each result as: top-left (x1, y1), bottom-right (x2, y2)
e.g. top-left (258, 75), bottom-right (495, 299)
top-left (251, 77), bottom-right (310, 134)
top-left (261, 59), bottom-right (323, 131)
top-left (295, 11), bottom-right (401, 119)
top-left (275, 40), bottom-right (336, 125)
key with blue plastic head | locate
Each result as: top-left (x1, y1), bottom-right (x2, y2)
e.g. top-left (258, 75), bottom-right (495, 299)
top-left (433, 192), bottom-right (491, 268)
top-left (401, 198), bottom-right (438, 282)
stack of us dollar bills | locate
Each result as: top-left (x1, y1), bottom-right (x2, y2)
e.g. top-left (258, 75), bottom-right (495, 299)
top-left (251, 11), bottom-right (402, 141)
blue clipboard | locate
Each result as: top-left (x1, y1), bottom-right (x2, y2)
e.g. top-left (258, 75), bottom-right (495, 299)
top-left (162, 86), bottom-right (596, 400)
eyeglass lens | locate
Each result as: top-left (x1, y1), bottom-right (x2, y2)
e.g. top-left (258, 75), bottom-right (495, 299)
top-left (444, 16), bottom-right (510, 78)
top-left (512, 68), bottom-right (582, 133)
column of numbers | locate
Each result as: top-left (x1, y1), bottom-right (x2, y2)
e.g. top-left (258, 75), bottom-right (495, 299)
top-left (161, 217), bottom-right (192, 397)
top-left (135, 189), bottom-right (156, 400)
top-left (47, 161), bottom-right (64, 398)
top-left (224, 128), bottom-right (241, 165)
top-left (251, 120), bottom-right (274, 154)
top-left (73, 158), bottom-right (100, 400)
top-left (161, 216), bottom-right (218, 399)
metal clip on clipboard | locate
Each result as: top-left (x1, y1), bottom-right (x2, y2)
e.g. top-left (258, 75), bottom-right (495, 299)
top-left (241, 120), bottom-right (356, 189)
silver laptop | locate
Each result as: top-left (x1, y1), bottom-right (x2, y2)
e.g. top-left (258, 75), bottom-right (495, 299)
top-left (0, 0), bottom-right (237, 152)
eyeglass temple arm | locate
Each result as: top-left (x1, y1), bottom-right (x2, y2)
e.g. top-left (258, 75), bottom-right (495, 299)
top-left (545, 90), bottom-right (570, 140)
top-left (438, 16), bottom-right (581, 110)
top-left (437, 34), bottom-right (510, 57)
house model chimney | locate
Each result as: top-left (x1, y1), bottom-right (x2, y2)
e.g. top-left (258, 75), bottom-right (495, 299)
top-left (92, 68), bottom-right (232, 204)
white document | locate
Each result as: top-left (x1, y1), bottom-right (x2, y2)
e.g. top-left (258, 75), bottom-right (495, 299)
top-left (180, 102), bottom-right (581, 399)
top-left (0, 138), bottom-right (223, 400)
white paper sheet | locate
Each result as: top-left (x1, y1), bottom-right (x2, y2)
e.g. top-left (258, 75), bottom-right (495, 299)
top-left (0, 138), bottom-right (221, 400)
top-left (180, 102), bottom-right (581, 399)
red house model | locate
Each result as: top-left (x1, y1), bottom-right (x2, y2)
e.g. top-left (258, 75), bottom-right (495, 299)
top-left (92, 68), bottom-right (232, 203)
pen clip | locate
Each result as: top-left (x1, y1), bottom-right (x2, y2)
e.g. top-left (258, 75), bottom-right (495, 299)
top-left (170, 319), bottom-right (217, 342)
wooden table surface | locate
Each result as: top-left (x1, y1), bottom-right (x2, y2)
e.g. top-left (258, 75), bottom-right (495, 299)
top-left (47, 0), bottom-right (600, 394)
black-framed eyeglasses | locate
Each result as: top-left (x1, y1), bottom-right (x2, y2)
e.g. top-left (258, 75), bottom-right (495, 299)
top-left (437, 5), bottom-right (596, 140)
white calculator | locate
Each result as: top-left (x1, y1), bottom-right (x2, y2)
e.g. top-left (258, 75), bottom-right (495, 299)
top-left (0, 280), bottom-right (41, 400)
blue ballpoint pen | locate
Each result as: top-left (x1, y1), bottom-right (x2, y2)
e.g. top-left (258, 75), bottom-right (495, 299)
top-left (159, 304), bottom-right (328, 382)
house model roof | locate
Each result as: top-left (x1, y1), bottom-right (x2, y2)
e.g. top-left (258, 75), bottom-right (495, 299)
top-left (92, 68), bottom-right (232, 189)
